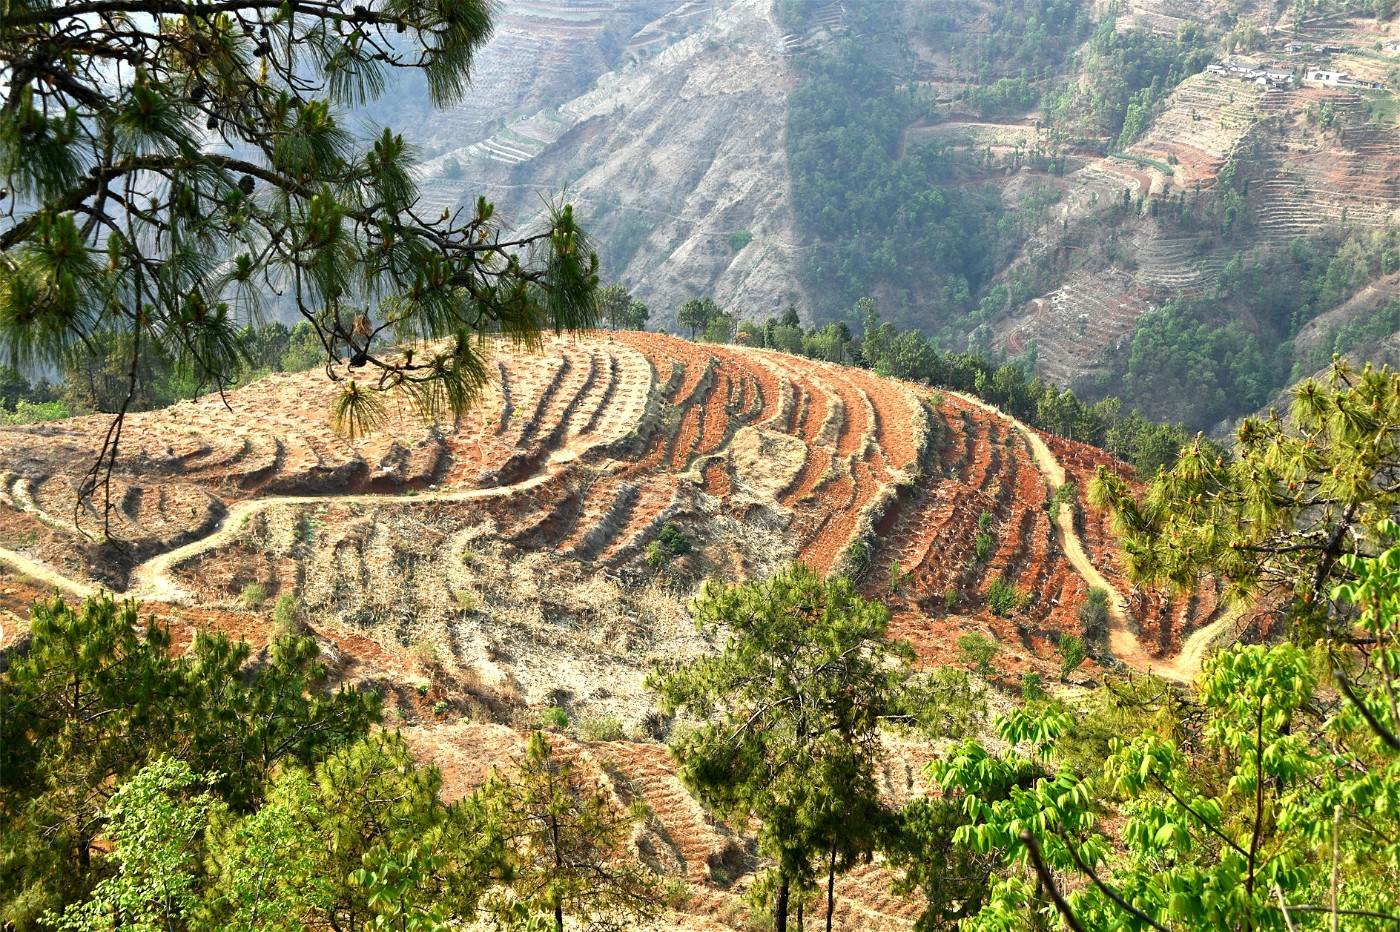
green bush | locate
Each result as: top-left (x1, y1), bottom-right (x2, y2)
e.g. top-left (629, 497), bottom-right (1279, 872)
top-left (1052, 482), bottom-right (1079, 511)
top-left (540, 705), bottom-right (569, 731)
top-left (889, 560), bottom-right (906, 593)
top-left (1077, 587), bottom-right (1111, 644)
top-left (579, 715), bottom-right (625, 742)
top-left (728, 230), bottom-right (753, 252)
top-left (1021, 671), bottom-right (1046, 702)
top-left (986, 577), bottom-right (1028, 617)
top-left (240, 582), bottom-right (267, 609)
top-left (975, 532), bottom-right (994, 563)
top-left (957, 632), bottom-right (1000, 677)
top-left (648, 522), bottom-right (693, 568)
top-left (977, 511), bottom-right (993, 533)
top-left (0, 398), bottom-right (70, 424)
top-left (658, 522), bottom-right (691, 555)
top-left (272, 593), bottom-right (298, 632)
top-left (1058, 633), bottom-right (1087, 683)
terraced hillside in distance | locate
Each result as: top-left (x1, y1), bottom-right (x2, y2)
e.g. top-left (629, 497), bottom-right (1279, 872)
top-left (999, 68), bottom-right (1400, 387)
top-left (0, 334), bottom-right (1222, 929)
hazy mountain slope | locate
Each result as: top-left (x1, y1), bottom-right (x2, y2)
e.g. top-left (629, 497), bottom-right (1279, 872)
top-left (396, 0), bottom-right (809, 327)
top-left (380, 0), bottom-right (1400, 428)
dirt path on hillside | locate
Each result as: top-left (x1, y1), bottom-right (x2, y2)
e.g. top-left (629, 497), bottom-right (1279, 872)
top-left (948, 391), bottom-right (1232, 683)
top-left (129, 472), bottom-right (559, 603)
top-left (0, 472), bottom-right (559, 608)
top-left (0, 545), bottom-right (97, 601)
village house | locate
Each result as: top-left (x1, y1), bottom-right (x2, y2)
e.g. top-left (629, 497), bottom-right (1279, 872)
top-left (1307, 69), bottom-right (1351, 85)
top-left (1206, 61), bottom-right (1296, 88)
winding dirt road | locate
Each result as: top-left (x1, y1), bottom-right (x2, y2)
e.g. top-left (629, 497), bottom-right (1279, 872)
top-left (949, 392), bottom-right (1233, 683)
top-left (0, 472), bottom-right (558, 609)
top-left (0, 545), bottom-right (96, 601)
top-left (1, 395), bottom-right (1234, 682)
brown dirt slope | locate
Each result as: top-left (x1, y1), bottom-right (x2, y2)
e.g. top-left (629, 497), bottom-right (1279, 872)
top-left (0, 333), bottom-right (1218, 703)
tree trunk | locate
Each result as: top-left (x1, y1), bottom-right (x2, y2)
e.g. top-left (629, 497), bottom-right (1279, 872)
top-left (826, 843), bottom-right (837, 932)
top-left (797, 902), bottom-right (804, 931)
top-left (554, 904), bottom-right (563, 932)
top-left (774, 875), bottom-right (790, 932)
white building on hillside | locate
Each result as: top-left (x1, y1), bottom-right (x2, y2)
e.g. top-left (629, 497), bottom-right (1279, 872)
top-left (1306, 69), bottom-right (1351, 85)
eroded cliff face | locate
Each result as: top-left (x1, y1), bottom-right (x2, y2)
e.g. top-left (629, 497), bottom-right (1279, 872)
top-left (402, 0), bottom-right (809, 329)
top-left (392, 0), bottom-right (1400, 405)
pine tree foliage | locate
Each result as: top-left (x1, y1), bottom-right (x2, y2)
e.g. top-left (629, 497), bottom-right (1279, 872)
top-left (1091, 359), bottom-right (1400, 611)
top-left (0, 595), bottom-right (378, 929)
top-left (209, 731), bottom-right (502, 932)
top-left (0, 0), bottom-right (598, 516)
top-left (478, 730), bottom-right (665, 932)
top-left (650, 564), bottom-right (915, 932)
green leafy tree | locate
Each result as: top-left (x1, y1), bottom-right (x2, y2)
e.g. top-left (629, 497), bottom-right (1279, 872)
top-left (1076, 586), bottom-right (1111, 645)
top-left (621, 300), bottom-right (651, 331)
top-left (47, 758), bottom-right (217, 932)
top-left (923, 522), bottom-right (1400, 931)
top-left (596, 283), bottom-right (650, 331)
top-left (957, 632), bottom-right (1000, 677)
top-left (0, 0), bottom-right (598, 517)
top-left (930, 707), bottom-right (1106, 932)
top-left (1057, 633), bottom-right (1086, 683)
top-left (701, 309), bottom-right (736, 344)
top-left (478, 730), bottom-right (663, 932)
top-left (281, 321), bottom-right (330, 373)
top-left (985, 577), bottom-right (1027, 617)
top-left (650, 565), bottom-right (914, 932)
top-left (197, 775), bottom-right (333, 932)
top-left (0, 595), bottom-right (378, 928)
top-left (677, 298), bottom-right (721, 340)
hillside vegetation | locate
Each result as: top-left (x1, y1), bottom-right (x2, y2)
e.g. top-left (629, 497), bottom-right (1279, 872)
top-left (6, 344), bottom-right (1400, 931)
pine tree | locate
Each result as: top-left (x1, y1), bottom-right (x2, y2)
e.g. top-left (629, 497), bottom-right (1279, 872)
top-left (0, 595), bottom-right (378, 929)
top-left (478, 730), bottom-right (664, 932)
top-left (0, 0), bottom-right (598, 521)
top-left (649, 564), bottom-right (913, 932)
top-left (1090, 359), bottom-right (1400, 620)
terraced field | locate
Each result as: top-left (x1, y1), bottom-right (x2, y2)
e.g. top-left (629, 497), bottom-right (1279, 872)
top-left (0, 332), bottom-right (1212, 683)
top-left (1001, 70), bottom-right (1400, 386)
top-left (0, 332), bottom-right (1226, 929)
